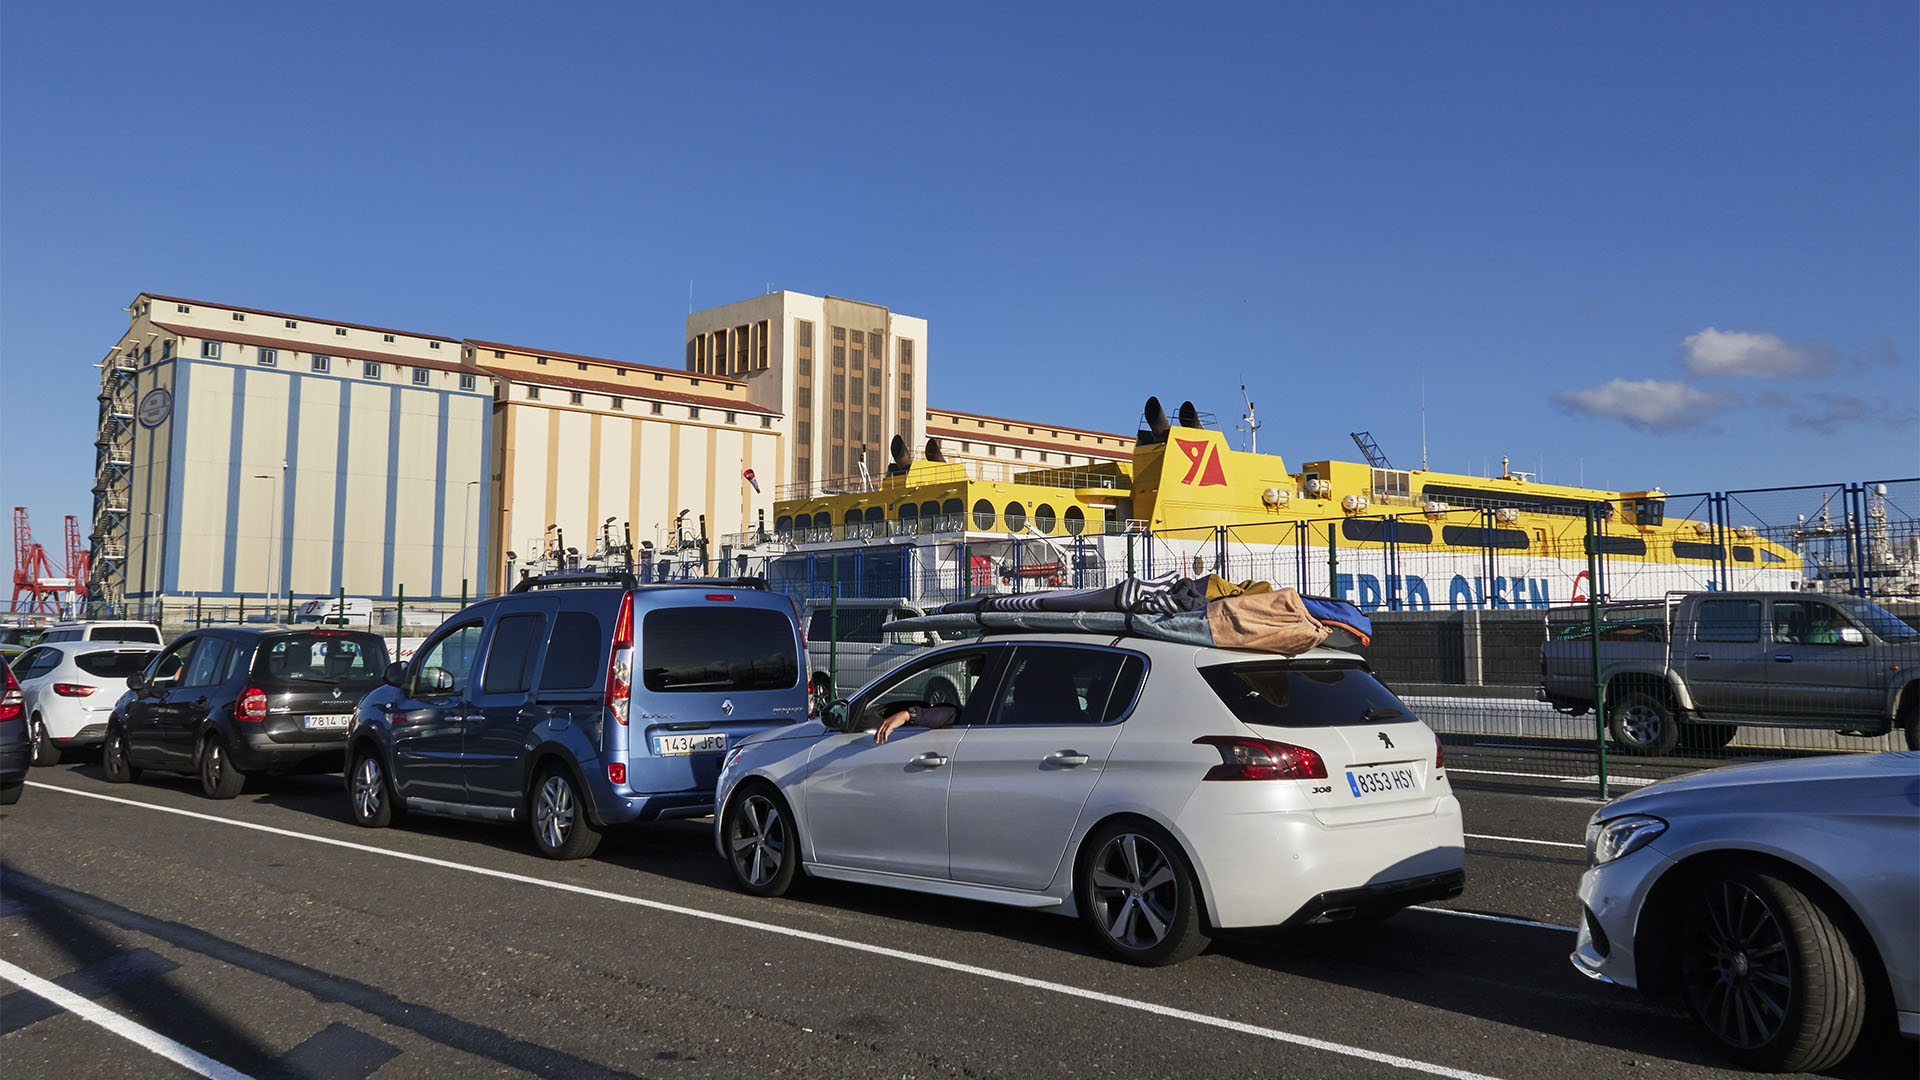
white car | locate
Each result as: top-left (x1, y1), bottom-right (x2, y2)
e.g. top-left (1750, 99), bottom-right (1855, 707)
top-left (1573, 752), bottom-right (1920, 1072)
top-left (12, 642), bottom-right (160, 765)
top-left (716, 632), bottom-right (1465, 965)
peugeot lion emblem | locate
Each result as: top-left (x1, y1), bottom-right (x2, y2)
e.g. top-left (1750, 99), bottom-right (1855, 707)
top-left (721, 699), bottom-right (734, 716)
top-left (1377, 731), bottom-right (1394, 749)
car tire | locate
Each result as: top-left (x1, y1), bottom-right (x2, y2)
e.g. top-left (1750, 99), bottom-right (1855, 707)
top-left (1901, 695), bottom-right (1918, 751)
top-left (529, 766), bottom-right (602, 860)
top-left (199, 735), bottom-right (247, 800)
top-left (1678, 866), bottom-right (1866, 1073)
top-left (1677, 723), bottom-right (1738, 751)
top-left (348, 749), bottom-right (402, 829)
top-left (1076, 820), bottom-right (1209, 966)
top-left (29, 717), bottom-right (61, 767)
top-left (102, 724), bottom-right (141, 783)
top-left (0, 780), bottom-right (20, 806)
top-left (1608, 690), bottom-right (1680, 756)
top-left (722, 782), bottom-right (803, 898)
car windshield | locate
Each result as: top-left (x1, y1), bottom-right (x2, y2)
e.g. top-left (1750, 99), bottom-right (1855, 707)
top-left (1199, 660), bottom-right (1414, 728)
top-left (254, 632), bottom-right (388, 687)
top-left (75, 649), bottom-right (160, 678)
top-left (1834, 598), bottom-right (1919, 641)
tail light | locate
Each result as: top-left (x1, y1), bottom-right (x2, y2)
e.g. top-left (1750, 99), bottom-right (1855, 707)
top-left (704, 594), bottom-right (735, 602)
top-left (606, 762), bottom-right (627, 785)
top-left (1435, 740), bottom-right (1445, 770)
top-left (239, 687), bottom-right (269, 722)
top-left (52, 684), bottom-right (99, 697)
top-left (1194, 735), bottom-right (1327, 780)
top-left (606, 591), bottom-right (634, 725)
top-left (0, 668), bottom-right (20, 723)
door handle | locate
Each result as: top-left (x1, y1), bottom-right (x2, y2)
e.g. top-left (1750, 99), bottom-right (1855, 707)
top-left (1692, 653), bottom-right (1710, 661)
top-left (909, 752), bottom-right (949, 768)
top-left (193, 698), bottom-right (208, 707)
top-left (1043, 751), bottom-right (1090, 767)
top-left (1773, 655), bottom-right (1794, 663)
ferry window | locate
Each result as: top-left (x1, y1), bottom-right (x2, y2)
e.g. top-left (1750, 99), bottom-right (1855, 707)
top-left (1003, 502), bottom-right (1027, 533)
top-left (1343, 519), bottom-right (1434, 545)
top-left (843, 509), bottom-right (863, 537)
top-left (775, 515), bottom-right (793, 536)
top-left (972, 500), bottom-right (996, 531)
top-left (1440, 525), bottom-right (1528, 550)
top-left (943, 499), bottom-right (965, 529)
top-left (1760, 548), bottom-right (1785, 564)
top-left (1671, 541), bottom-right (1725, 562)
top-left (1370, 469), bottom-right (1411, 500)
top-left (1034, 505), bottom-right (1056, 534)
top-left (1064, 506), bottom-right (1086, 536)
top-left (898, 504), bottom-right (919, 533)
top-left (1696, 600), bottom-right (1760, 643)
top-left (1731, 545), bottom-right (1755, 563)
top-left (920, 501), bottom-right (939, 524)
top-left (1592, 536), bottom-right (1648, 557)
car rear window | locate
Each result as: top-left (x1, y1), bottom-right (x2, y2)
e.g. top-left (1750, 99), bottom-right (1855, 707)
top-left (76, 650), bottom-right (158, 678)
top-left (1199, 661), bottom-right (1412, 728)
top-left (91, 626), bottom-right (162, 644)
top-left (254, 632), bottom-right (388, 689)
top-left (642, 607), bottom-right (799, 693)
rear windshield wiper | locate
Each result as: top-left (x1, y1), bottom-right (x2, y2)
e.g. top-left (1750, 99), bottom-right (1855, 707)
top-left (1362, 707), bottom-right (1404, 722)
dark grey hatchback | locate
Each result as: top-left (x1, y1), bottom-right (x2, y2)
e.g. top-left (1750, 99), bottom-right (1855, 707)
top-left (345, 571), bottom-right (808, 860)
top-left (103, 626), bottom-right (389, 798)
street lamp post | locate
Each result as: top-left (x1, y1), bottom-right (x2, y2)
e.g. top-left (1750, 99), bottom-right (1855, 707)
top-left (462, 480), bottom-right (479, 604)
top-left (254, 470), bottom-right (281, 612)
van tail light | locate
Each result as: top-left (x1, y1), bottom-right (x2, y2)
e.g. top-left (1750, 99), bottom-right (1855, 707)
top-left (607, 592), bottom-right (634, 725)
top-left (1193, 736), bottom-right (1327, 781)
top-left (607, 762), bottom-right (627, 785)
top-left (239, 687), bottom-right (269, 722)
top-left (53, 684), bottom-right (99, 697)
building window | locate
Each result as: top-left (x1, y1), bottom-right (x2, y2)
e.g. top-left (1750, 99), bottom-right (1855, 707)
top-left (231, 312), bottom-right (245, 321)
top-left (364, 362), bottom-right (382, 380)
top-left (257, 348), bottom-right (277, 367)
top-left (689, 406), bottom-right (701, 419)
top-left (176, 304), bottom-right (190, 313)
top-left (493, 350), bottom-right (505, 359)
top-left (611, 397), bottom-right (624, 411)
top-left (650, 401), bottom-right (662, 415)
top-left (429, 341), bottom-right (441, 349)
top-left (459, 374), bottom-right (476, 391)
top-left (797, 420), bottom-right (811, 442)
top-left (761, 416), bottom-right (773, 429)
top-left (285, 319), bottom-right (297, 328)
top-left (335, 327), bottom-right (347, 336)
top-left (570, 391), bottom-right (583, 405)
top-left (616, 368), bottom-right (626, 377)
top-left (163, 340), bottom-right (174, 360)
top-left (412, 368), bottom-right (430, 385)
top-left (200, 340), bottom-right (221, 359)
top-left (654, 373), bottom-right (663, 381)
top-left (140, 345), bottom-right (151, 366)
top-left (725, 411), bottom-right (737, 424)
top-left (527, 386), bottom-right (540, 400)
top-left (756, 319), bottom-right (770, 369)
top-left (311, 355), bottom-right (331, 373)
top-left (577, 362), bottom-right (587, 371)
top-left (536, 357), bottom-right (548, 365)
top-left (383, 334), bottom-right (395, 342)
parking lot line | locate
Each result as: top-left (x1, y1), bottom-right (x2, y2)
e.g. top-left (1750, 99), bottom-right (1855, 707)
top-left (1410, 907), bottom-right (1576, 934)
top-left (1464, 832), bottom-right (1584, 850)
top-left (0, 956), bottom-right (257, 1080)
top-left (25, 780), bottom-right (1509, 1080)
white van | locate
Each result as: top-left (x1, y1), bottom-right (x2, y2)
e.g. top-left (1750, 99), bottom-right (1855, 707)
top-left (293, 597), bottom-right (375, 626)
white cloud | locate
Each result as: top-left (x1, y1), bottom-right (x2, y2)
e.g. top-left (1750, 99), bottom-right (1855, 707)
top-left (1681, 327), bottom-right (1834, 379)
top-left (1551, 378), bottom-right (1735, 433)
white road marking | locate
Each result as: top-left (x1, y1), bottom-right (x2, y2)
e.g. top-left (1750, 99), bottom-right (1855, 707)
top-left (1464, 832), bottom-right (1584, 851)
top-left (0, 956), bottom-right (257, 1080)
top-left (1565, 774), bottom-right (1657, 786)
top-left (1446, 766), bottom-right (1650, 788)
top-left (1409, 907), bottom-right (1577, 934)
top-left (25, 780), bottom-right (1509, 1080)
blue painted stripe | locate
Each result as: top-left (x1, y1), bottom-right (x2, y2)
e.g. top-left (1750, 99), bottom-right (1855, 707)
top-left (331, 384), bottom-right (354, 596)
top-left (430, 393), bottom-right (449, 598)
top-left (280, 377), bottom-right (302, 599)
top-left (160, 360), bottom-right (192, 593)
top-left (219, 368), bottom-right (249, 594)
top-left (381, 386), bottom-right (402, 597)
top-left (476, 397), bottom-right (494, 599)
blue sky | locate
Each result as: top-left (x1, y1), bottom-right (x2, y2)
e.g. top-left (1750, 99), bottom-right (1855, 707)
top-left (2, 2), bottom-right (1914, 550)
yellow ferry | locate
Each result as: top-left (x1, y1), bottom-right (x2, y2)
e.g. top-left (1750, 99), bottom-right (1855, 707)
top-left (762, 397), bottom-right (1801, 610)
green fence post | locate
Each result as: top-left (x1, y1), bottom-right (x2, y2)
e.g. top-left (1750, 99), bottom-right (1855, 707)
top-left (338, 585), bottom-right (346, 626)
top-left (1586, 504), bottom-right (1609, 802)
top-left (396, 586), bottom-right (405, 661)
top-left (195, 597), bottom-right (203, 628)
top-left (156, 598), bottom-right (165, 633)
top-left (1327, 523), bottom-right (1338, 598)
top-left (239, 596), bottom-right (247, 624)
top-left (1126, 530), bottom-right (1135, 580)
top-left (828, 562), bottom-right (839, 694)
top-left (960, 541), bottom-right (971, 600)
top-left (286, 593), bottom-right (294, 622)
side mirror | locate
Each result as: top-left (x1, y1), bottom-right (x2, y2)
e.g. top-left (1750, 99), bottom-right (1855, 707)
top-left (1838, 627), bottom-right (1866, 646)
top-left (822, 699), bottom-right (852, 732)
top-left (126, 671), bottom-right (147, 692)
top-left (383, 662), bottom-right (408, 688)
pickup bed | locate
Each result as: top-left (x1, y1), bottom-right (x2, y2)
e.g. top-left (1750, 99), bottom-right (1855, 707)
top-left (1540, 591), bottom-right (1920, 754)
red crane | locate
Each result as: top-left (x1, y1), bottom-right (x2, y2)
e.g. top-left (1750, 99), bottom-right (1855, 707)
top-left (11, 507), bottom-right (67, 614)
top-left (62, 515), bottom-right (89, 600)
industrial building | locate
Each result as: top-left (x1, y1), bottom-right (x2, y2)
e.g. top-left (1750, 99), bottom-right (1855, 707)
top-left (87, 290), bottom-right (1130, 606)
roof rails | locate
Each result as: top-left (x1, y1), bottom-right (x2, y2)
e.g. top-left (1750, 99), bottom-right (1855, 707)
top-left (649, 575), bottom-right (770, 591)
top-left (510, 570), bottom-right (771, 594)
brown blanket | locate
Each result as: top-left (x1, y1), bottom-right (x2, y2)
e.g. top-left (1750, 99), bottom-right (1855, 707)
top-left (1206, 587), bottom-right (1330, 655)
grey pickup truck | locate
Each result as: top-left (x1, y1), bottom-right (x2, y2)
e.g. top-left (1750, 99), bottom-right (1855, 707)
top-left (1539, 591), bottom-right (1920, 754)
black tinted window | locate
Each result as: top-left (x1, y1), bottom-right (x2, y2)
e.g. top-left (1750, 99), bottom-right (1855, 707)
top-left (807, 608), bottom-right (886, 644)
top-left (255, 633), bottom-right (388, 687)
top-left (990, 647), bottom-right (1144, 726)
top-left (92, 626), bottom-right (162, 643)
top-left (540, 611), bottom-right (604, 690)
top-left (641, 607), bottom-right (799, 693)
top-left (1696, 600), bottom-right (1760, 643)
top-left (482, 614), bottom-right (546, 694)
top-left (1199, 661), bottom-right (1411, 728)
top-left (75, 650), bottom-right (158, 678)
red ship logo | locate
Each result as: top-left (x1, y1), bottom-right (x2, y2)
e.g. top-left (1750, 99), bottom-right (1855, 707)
top-left (1174, 438), bottom-right (1227, 487)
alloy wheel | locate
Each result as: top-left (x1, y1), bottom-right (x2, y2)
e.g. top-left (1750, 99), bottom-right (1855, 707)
top-left (1681, 879), bottom-right (1793, 1050)
top-left (729, 793), bottom-right (787, 888)
top-left (1622, 703), bottom-right (1664, 745)
top-left (203, 743), bottom-right (223, 787)
top-left (1087, 832), bottom-right (1180, 951)
top-left (352, 757), bottom-right (384, 821)
top-left (536, 774), bottom-right (575, 849)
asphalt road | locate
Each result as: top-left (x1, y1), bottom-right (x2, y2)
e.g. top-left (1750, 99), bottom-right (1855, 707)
top-left (1, 762), bottom-right (1913, 1080)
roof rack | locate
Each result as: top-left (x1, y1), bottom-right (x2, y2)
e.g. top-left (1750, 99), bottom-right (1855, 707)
top-left (511, 570), bottom-right (640, 593)
top-left (648, 575), bottom-right (770, 591)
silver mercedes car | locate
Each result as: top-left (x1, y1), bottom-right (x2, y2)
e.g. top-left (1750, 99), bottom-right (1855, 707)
top-left (1572, 751), bottom-right (1919, 1072)
top-left (716, 632), bottom-right (1465, 965)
